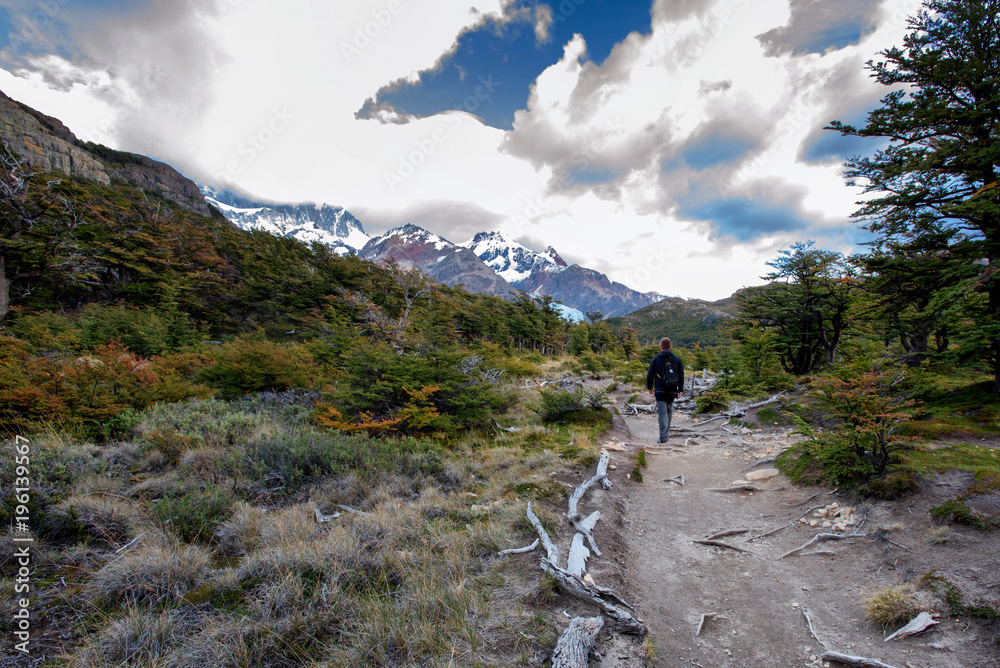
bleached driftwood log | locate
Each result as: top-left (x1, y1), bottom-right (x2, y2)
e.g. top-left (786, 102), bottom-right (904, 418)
top-left (883, 611), bottom-right (940, 641)
top-left (819, 651), bottom-right (902, 668)
top-left (571, 510), bottom-right (602, 559)
top-left (552, 616), bottom-right (604, 668)
top-left (567, 452), bottom-right (609, 521)
top-left (526, 502), bottom-right (559, 566)
top-left (567, 533), bottom-right (590, 578)
top-left (691, 392), bottom-right (785, 426)
top-left (526, 503), bottom-right (645, 635)
top-left (497, 538), bottom-right (539, 557)
top-left (707, 485), bottom-right (761, 493)
top-left (623, 402), bottom-right (657, 415)
top-left (777, 532), bottom-right (856, 560)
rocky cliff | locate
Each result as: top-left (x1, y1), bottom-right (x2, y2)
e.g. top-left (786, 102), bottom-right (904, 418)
top-left (0, 90), bottom-right (210, 215)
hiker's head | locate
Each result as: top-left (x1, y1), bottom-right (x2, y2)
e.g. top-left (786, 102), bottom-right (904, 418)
top-left (660, 337), bottom-right (672, 351)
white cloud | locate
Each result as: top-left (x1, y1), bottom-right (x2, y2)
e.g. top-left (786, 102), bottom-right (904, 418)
top-left (0, 0), bottom-right (927, 301)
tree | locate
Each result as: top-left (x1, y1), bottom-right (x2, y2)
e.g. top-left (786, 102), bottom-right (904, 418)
top-left (829, 0), bottom-right (1000, 391)
top-left (859, 231), bottom-right (980, 359)
top-left (738, 243), bottom-right (859, 374)
top-left (0, 144), bottom-right (88, 323)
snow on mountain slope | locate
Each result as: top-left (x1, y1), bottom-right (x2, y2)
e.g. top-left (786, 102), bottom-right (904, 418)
top-left (200, 185), bottom-right (370, 254)
top-left (460, 231), bottom-right (567, 284)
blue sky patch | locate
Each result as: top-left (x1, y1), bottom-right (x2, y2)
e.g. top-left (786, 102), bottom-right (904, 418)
top-left (681, 197), bottom-right (812, 242)
top-left (800, 108), bottom-right (885, 163)
top-left (365, 0), bottom-right (653, 129)
top-left (682, 134), bottom-right (756, 170)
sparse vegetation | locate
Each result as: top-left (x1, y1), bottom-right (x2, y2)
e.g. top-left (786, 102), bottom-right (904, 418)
top-left (864, 584), bottom-right (922, 629)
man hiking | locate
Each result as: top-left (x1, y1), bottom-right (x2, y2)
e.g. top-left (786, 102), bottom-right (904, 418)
top-left (646, 337), bottom-right (684, 443)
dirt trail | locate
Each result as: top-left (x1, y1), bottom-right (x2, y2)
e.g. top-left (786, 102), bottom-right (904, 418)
top-left (612, 408), bottom-right (1000, 668)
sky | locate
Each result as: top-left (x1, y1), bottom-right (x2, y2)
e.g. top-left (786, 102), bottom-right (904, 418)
top-left (0, 0), bottom-right (924, 301)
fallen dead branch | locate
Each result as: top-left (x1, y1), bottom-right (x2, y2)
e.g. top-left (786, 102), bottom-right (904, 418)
top-left (526, 494), bottom-right (645, 635)
top-left (692, 393), bottom-right (786, 426)
top-left (315, 507), bottom-right (341, 523)
top-left (663, 474), bottom-right (685, 486)
top-left (884, 611), bottom-right (940, 641)
top-left (567, 452), bottom-right (609, 521)
top-left (623, 402), bottom-right (657, 415)
top-left (497, 538), bottom-right (539, 557)
top-left (692, 539), bottom-right (750, 554)
top-left (707, 485), bottom-right (761, 493)
top-left (706, 529), bottom-right (748, 540)
top-left (526, 502), bottom-right (559, 566)
top-left (552, 616), bottom-right (604, 668)
top-left (571, 511), bottom-right (602, 558)
top-left (566, 533), bottom-right (590, 578)
top-left (742, 457), bottom-right (776, 473)
top-left (777, 532), bottom-right (857, 560)
top-left (746, 505), bottom-right (824, 542)
top-left (801, 607), bottom-right (827, 648)
top-left (819, 651), bottom-right (902, 668)
top-left (695, 612), bottom-right (717, 637)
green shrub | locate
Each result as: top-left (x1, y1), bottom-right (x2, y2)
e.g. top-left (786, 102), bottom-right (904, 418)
top-left (151, 484), bottom-right (236, 543)
top-left (929, 497), bottom-right (996, 531)
top-left (329, 339), bottom-right (512, 435)
top-left (198, 335), bottom-right (321, 399)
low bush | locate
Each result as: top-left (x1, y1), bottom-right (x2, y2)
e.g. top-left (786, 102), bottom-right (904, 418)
top-left (929, 497), bottom-right (996, 532)
top-left (864, 584), bottom-right (921, 628)
top-left (151, 484), bottom-right (236, 543)
top-left (88, 533), bottom-right (211, 605)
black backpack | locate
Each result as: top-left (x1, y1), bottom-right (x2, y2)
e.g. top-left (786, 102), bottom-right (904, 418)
top-left (658, 354), bottom-right (680, 392)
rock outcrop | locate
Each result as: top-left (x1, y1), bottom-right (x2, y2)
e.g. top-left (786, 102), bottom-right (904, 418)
top-left (0, 90), bottom-right (210, 215)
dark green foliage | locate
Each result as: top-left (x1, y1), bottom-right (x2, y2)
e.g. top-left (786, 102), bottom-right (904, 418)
top-left (534, 386), bottom-right (611, 427)
top-left (245, 430), bottom-right (444, 490)
top-left (829, 0), bottom-right (1000, 392)
top-left (738, 243), bottom-right (859, 374)
top-left (929, 497), bottom-right (997, 531)
top-left (152, 484), bottom-right (236, 543)
top-left (606, 297), bottom-right (737, 348)
top-left (328, 339), bottom-right (513, 434)
top-left (922, 571), bottom-right (1000, 618)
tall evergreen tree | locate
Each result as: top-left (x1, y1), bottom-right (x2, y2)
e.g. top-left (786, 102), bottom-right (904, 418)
top-left (738, 243), bottom-right (859, 374)
top-left (829, 0), bottom-right (1000, 391)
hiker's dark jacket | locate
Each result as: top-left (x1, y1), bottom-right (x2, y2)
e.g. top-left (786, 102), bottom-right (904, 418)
top-left (646, 350), bottom-right (684, 401)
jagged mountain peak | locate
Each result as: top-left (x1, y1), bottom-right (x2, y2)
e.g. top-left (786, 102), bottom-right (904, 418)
top-left (199, 185), bottom-right (369, 254)
top-left (543, 246), bottom-right (568, 268)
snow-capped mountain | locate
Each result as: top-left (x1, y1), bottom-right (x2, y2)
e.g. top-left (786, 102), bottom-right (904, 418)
top-left (461, 231), bottom-right (567, 284)
top-left (358, 224), bottom-right (514, 296)
top-left (462, 230), bottom-right (666, 317)
top-left (199, 184), bottom-right (665, 318)
top-left (201, 186), bottom-right (370, 254)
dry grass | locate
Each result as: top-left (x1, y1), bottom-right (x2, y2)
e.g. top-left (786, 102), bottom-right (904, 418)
top-left (20, 385), bottom-right (611, 667)
top-left (925, 525), bottom-right (951, 544)
top-left (87, 532), bottom-right (211, 605)
top-left (864, 584), bottom-right (923, 628)
top-left (69, 606), bottom-right (190, 668)
top-left (57, 494), bottom-right (142, 544)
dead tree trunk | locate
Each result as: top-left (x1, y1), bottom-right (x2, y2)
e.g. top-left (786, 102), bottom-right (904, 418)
top-left (552, 616), bottom-right (604, 668)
